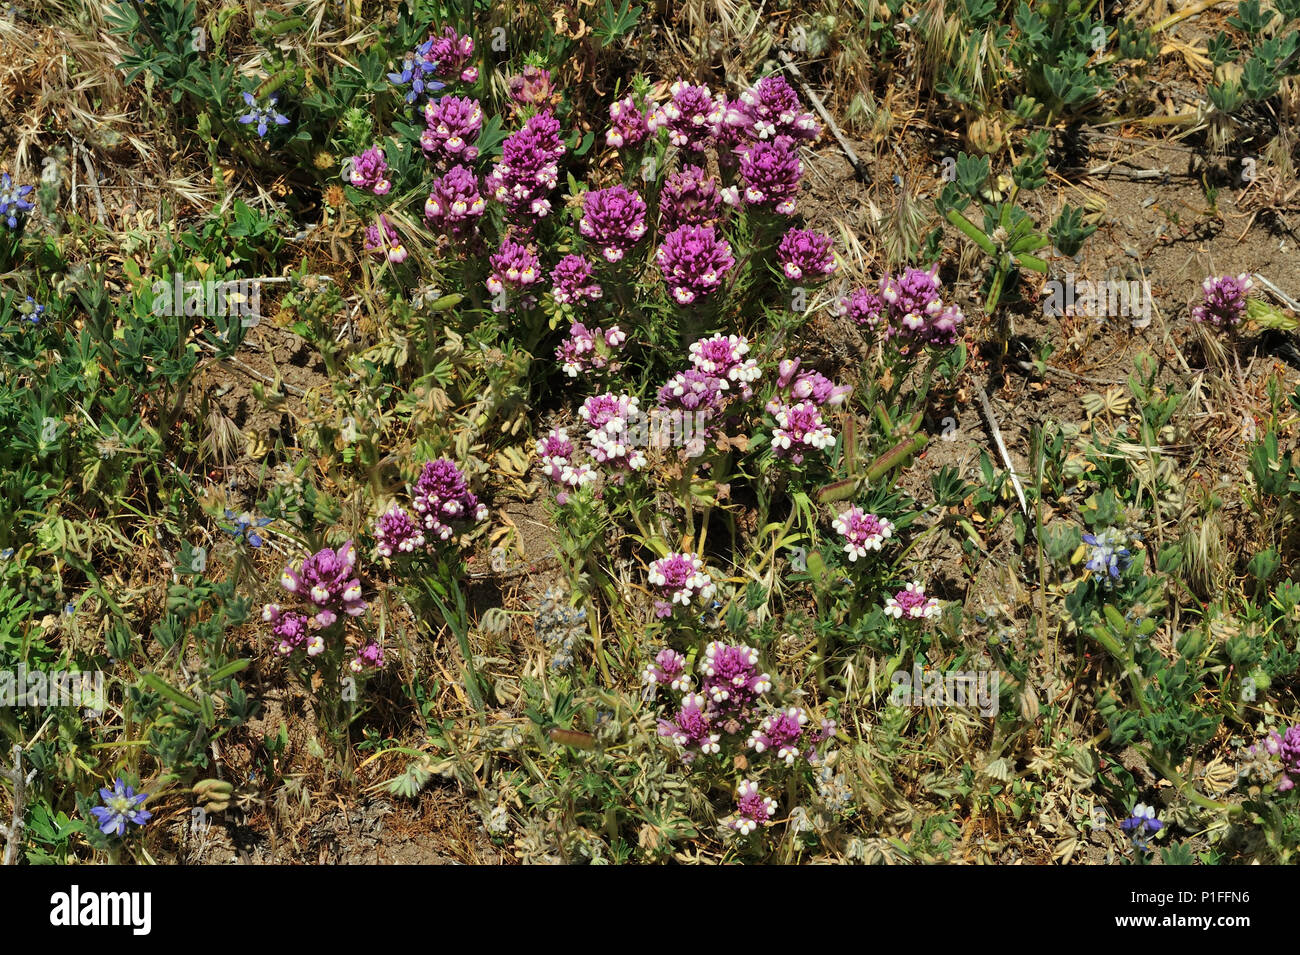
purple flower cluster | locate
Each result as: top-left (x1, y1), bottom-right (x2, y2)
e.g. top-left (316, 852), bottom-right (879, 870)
top-left (765, 358), bottom-right (851, 464)
top-left (580, 392), bottom-right (648, 476)
top-left (424, 164), bottom-right (486, 238)
top-left (1191, 273), bottom-right (1253, 329)
top-left (556, 321), bottom-right (626, 377)
top-left (374, 505), bottom-right (426, 557)
top-left (841, 286), bottom-right (887, 333)
top-left (1256, 724), bottom-right (1300, 792)
top-left (642, 648), bottom-right (692, 692)
top-left (648, 81), bottom-right (725, 153)
top-left (654, 642), bottom-right (771, 760)
top-left (659, 164), bottom-right (723, 231)
top-left (344, 146), bottom-right (391, 195)
top-left (832, 506), bottom-right (895, 561)
top-left (421, 96), bottom-right (482, 163)
top-left (748, 707), bottom-right (810, 765)
top-left (723, 136), bottom-right (803, 214)
top-left (550, 254), bottom-right (604, 305)
top-left (657, 225), bottom-right (735, 305)
top-left (606, 95), bottom-right (651, 150)
top-left (276, 541), bottom-right (367, 627)
top-left (723, 75), bottom-right (821, 144)
top-left (700, 641), bottom-right (772, 712)
top-left (689, 334), bottom-right (762, 399)
top-left (884, 581), bottom-right (940, 620)
top-left (657, 368), bottom-right (727, 416)
top-left (647, 551), bottom-right (716, 618)
top-left (777, 227), bottom-right (837, 282)
top-left (731, 779), bottom-right (777, 834)
top-left (880, 265), bottom-right (964, 346)
top-left (537, 427), bottom-right (597, 497)
top-left (507, 65), bottom-right (556, 111)
top-left (426, 26), bottom-right (478, 83)
top-left (486, 237), bottom-right (542, 310)
top-left (411, 458), bottom-right (490, 541)
top-left (579, 185), bottom-right (648, 262)
top-left (486, 109), bottom-right (566, 224)
top-left (364, 214), bottom-right (407, 264)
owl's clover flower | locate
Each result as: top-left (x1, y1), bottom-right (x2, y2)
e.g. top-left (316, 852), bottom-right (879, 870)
top-left (659, 164), bottom-right (723, 231)
top-left (770, 400), bottom-right (835, 463)
top-left (363, 214), bottom-right (408, 263)
top-left (486, 237), bottom-right (542, 310)
top-left (374, 505), bottom-right (426, 557)
top-left (556, 321), bottom-right (625, 377)
top-left (350, 640), bottom-right (386, 673)
top-left (841, 286), bottom-right (887, 332)
top-left (749, 707), bottom-right (811, 765)
top-left (832, 507), bottom-right (895, 561)
top-left (643, 648), bottom-right (692, 692)
top-left (657, 225), bottom-right (735, 305)
top-left (426, 26), bottom-right (478, 83)
top-left (486, 110), bottom-right (566, 223)
top-left (279, 541), bottom-right (367, 627)
top-left (723, 135), bottom-right (803, 214)
top-left (647, 551), bottom-right (716, 618)
top-left (689, 334), bottom-right (761, 398)
top-left (550, 254), bottom-right (604, 305)
top-left (1255, 724), bottom-right (1300, 792)
top-left (648, 81), bottom-right (724, 153)
top-left (411, 458), bottom-right (489, 541)
top-left (879, 265), bottom-right (964, 346)
top-left (884, 581), bottom-right (940, 620)
top-left (723, 74), bottom-right (821, 144)
top-left (658, 692), bottom-right (721, 756)
top-left (424, 164), bottom-right (486, 238)
top-left (507, 65), bottom-right (556, 111)
top-left (579, 185), bottom-right (648, 263)
top-left (1191, 273), bottom-right (1253, 329)
top-left (777, 227), bottom-right (837, 282)
top-left (606, 94), bottom-right (650, 150)
top-left (344, 145), bottom-right (392, 195)
top-left (731, 779), bottom-right (777, 835)
top-left (421, 95), bottom-right (482, 162)
top-left (581, 392), bottom-right (648, 476)
top-left (700, 641), bottom-right (771, 712)
top-left (537, 427), bottom-right (598, 492)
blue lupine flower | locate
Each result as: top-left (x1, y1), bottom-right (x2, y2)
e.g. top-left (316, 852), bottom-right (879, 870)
top-left (0, 172), bottom-right (35, 229)
top-left (387, 37), bottom-right (446, 104)
top-left (1119, 802), bottom-right (1163, 850)
top-left (237, 92), bottom-right (290, 138)
top-left (90, 778), bottom-right (152, 837)
top-left (222, 509), bottom-right (273, 547)
top-left (1082, 528), bottom-right (1130, 582)
top-left (18, 296), bottom-right (43, 324)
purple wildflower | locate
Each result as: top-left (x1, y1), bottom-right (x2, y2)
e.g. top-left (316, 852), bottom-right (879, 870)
top-left (18, 296), bottom-right (43, 324)
top-left (884, 581), bottom-right (940, 620)
top-left (375, 505), bottom-right (426, 557)
top-left (731, 779), bottom-right (777, 834)
top-left (879, 265), bottom-right (964, 346)
top-left (770, 400), bottom-right (834, 463)
top-left (550, 254), bottom-right (604, 305)
top-left (363, 214), bottom-right (408, 264)
top-left (1191, 273), bottom-right (1253, 329)
top-left (349, 639), bottom-right (386, 673)
top-left (723, 75), bottom-right (821, 144)
top-left (507, 65), bottom-right (556, 111)
top-left (749, 707), bottom-right (810, 765)
top-left (606, 95), bottom-right (650, 150)
top-left (424, 164), bottom-right (486, 238)
top-left (777, 227), bottom-right (837, 282)
top-left (580, 392), bottom-right (648, 476)
top-left (841, 286), bottom-right (887, 332)
top-left (1257, 724), bottom-right (1300, 792)
top-left (699, 641), bottom-right (771, 713)
top-left (724, 135), bottom-right (803, 214)
top-left (421, 95), bottom-right (482, 162)
top-left (262, 605), bottom-right (319, 656)
top-left (658, 692), bottom-right (721, 756)
top-left (344, 146), bottom-right (392, 195)
top-left (648, 81), bottom-right (724, 152)
top-left (486, 237), bottom-right (542, 310)
top-left (486, 110), bottom-right (566, 223)
top-left (387, 34), bottom-right (449, 104)
top-left (426, 26), bottom-right (478, 83)
top-left (642, 648), bottom-right (692, 692)
top-left (579, 185), bottom-right (648, 263)
top-left (279, 541), bottom-right (367, 628)
top-left (657, 225), bottom-right (735, 305)
top-left (659, 164), bottom-right (723, 231)
top-left (537, 427), bottom-right (597, 491)
top-left (411, 458), bottom-right (489, 541)
top-left (556, 321), bottom-right (625, 377)
top-left (689, 334), bottom-right (761, 398)
top-left (832, 507), bottom-right (895, 561)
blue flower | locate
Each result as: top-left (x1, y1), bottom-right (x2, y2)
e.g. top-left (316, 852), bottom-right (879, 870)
top-left (387, 38), bottom-right (446, 104)
top-left (18, 296), bottom-right (43, 324)
top-left (1082, 528), bottom-right (1130, 582)
top-left (90, 778), bottom-right (152, 837)
top-left (0, 171), bottom-right (35, 229)
top-left (1119, 802), bottom-right (1163, 850)
top-left (237, 92), bottom-right (290, 138)
top-left (222, 508), bottom-right (273, 547)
